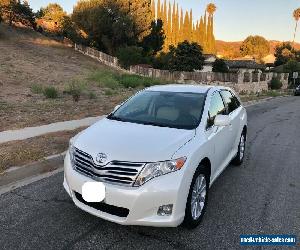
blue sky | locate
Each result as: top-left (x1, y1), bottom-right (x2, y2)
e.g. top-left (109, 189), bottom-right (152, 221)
top-left (29, 0), bottom-right (300, 42)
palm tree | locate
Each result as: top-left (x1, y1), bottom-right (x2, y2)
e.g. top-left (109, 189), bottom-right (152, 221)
top-left (206, 3), bottom-right (216, 17)
top-left (293, 8), bottom-right (300, 46)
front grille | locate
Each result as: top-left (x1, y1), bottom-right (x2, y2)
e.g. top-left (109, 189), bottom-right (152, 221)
top-left (73, 148), bottom-right (144, 186)
top-left (74, 192), bottom-right (129, 217)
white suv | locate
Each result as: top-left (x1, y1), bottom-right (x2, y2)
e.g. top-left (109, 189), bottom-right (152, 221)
top-left (63, 85), bottom-right (247, 228)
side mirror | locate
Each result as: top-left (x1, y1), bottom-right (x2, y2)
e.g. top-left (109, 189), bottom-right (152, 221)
top-left (214, 115), bottom-right (231, 127)
top-left (113, 105), bottom-right (121, 112)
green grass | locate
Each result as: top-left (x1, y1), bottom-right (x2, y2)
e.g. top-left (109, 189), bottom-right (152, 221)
top-left (87, 70), bottom-right (164, 90)
top-left (117, 74), bottom-right (163, 88)
top-left (30, 84), bottom-right (44, 94)
top-left (43, 86), bottom-right (59, 99)
top-left (88, 70), bottom-right (121, 89)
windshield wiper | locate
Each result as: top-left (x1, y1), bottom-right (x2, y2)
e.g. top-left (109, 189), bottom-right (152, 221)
top-left (107, 115), bottom-right (127, 122)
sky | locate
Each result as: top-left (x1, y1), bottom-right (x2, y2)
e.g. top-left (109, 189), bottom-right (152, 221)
top-left (29, 0), bottom-right (300, 42)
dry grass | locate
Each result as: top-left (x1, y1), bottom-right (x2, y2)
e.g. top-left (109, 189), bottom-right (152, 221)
top-left (0, 128), bottom-right (86, 173)
top-left (0, 24), bottom-right (138, 131)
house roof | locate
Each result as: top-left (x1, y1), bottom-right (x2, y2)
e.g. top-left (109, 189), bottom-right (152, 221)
top-left (225, 60), bottom-right (265, 70)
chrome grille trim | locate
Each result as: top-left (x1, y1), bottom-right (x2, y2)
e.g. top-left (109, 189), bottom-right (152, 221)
top-left (73, 148), bottom-right (144, 186)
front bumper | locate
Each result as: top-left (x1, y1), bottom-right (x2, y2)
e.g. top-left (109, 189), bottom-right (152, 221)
top-left (63, 153), bottom-right (187, 227)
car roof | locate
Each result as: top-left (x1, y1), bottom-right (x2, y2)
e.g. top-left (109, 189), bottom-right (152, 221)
top-left (146, 84), bottom-right (229, 94)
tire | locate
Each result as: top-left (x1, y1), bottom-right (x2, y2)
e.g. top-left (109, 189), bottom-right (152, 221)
top-left (182, 165), bottom-right (210, 229)
top-left (232, 132), bottom-right (246, 166)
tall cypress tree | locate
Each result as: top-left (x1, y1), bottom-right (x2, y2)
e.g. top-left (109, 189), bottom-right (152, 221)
top-left (157, 0), bottom-right (161, 19)
top-left (151, 0), bottom-right (156, 20)
top-left (183, 10), bottom-right (189, 41)
top-left (179, 7), bottom-right (184, 42)
top-left (171, 0), bottom-right (176, 45)
top-left (168, 1), bottom-right (172, 45)
top-left (189, 9), bottom-right (193, 42)
top-left (199, 16), bottom-right (204, 47)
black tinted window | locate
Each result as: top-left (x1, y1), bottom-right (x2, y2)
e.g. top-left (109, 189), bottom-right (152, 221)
top-left (221, 90), bottom-right (240, 113)
top-left (207, 92), bottom-right (226, 128)
top-left (109, 91), bottom-right (206, 130)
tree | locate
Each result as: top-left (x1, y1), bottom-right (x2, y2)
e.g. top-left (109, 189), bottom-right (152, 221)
top-left (274, 42), bottom-right (297, 66)
top-left (0, 0), bottom-right (35, 28)
top-left (39, 3), bottom-right (65, 22)
top-left (0, 4), bottom-right (3, 23)
top-left (283, 59), bottom-right (300, 73)
top-left (141, 19), bottom-right (165, 56)
top-left (117, 46), bottom-right (149, 68)
top-left (206, 3), bottom-right (216, 54)
top-left (118, 0), bottom-right (153, 40)
top-left (72, 0), bottom-right (137, 54)
top-left (240, 35), bottom-right (270, 61)
top-left (212, 58), bottom-right (229, 72)
top-left (168, 40), bottom-right (205, 71)
top-left (293, 8), bottom-right (300, 46)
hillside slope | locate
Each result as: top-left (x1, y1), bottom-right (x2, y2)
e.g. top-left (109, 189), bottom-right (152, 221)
top-left (0, 24), bottom-right (134, 131)
top-left (216, 40), bottom-right (300, 59)
top-left (0, 24), bottom-right (112, 102)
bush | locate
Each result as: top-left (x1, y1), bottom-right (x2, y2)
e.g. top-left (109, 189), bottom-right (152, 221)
top-left (117, 46), bottom-right (149, 69)
top-left (43, 86), bottom-right (59, 99)
top-left (152, 52), bottom-right (172, 70)
top-left (270, 78), bottom-right (283, 90)
top-left (30, 84), bottom-right (44, 94)
top-left (88, 70), bottom-right (120, 89)
top-left (65, 81), bottom-right (86, 102)
top-left (168, 41), bottom-right (205, 72)
top-left (212, 59), bottom-right (229, 73)
top-left (88, 91), bottom-right (97, 99)
top-left (118, 74), bottom-right (162, 88)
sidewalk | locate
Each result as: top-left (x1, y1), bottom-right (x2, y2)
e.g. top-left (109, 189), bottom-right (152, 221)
top-left (0, 96), bottom-right (277, 144)
top-left (0, 116), bottom-right (104, 144)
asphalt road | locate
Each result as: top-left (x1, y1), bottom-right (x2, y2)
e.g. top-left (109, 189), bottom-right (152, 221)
top-left (1, 96), bottom-right (300, 250)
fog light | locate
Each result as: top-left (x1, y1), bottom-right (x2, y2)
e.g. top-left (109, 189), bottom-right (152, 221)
top-left (157, 204), bottom-right (173, 216)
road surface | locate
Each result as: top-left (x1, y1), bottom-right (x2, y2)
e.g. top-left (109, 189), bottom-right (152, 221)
top-left (1, 96), bottom-right (300, 249)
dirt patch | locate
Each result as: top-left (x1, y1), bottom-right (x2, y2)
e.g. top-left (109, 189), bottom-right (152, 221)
top-left (0, 128), bottom-right (87, 173)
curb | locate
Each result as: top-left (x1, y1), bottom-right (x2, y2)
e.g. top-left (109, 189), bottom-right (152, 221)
top-left (0, 152), bottom-right (65, 187)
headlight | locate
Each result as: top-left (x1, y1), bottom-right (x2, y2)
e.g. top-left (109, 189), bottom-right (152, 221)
top-left (134, 157), bottom-right (187, 187)
top-left (69, 139), bottom-right (76, 168)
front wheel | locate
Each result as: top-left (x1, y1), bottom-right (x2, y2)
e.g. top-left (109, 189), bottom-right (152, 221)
top-left (182, 165), bottom-right (209, 229)
top-left (232, 132), bottom-right (246, 166)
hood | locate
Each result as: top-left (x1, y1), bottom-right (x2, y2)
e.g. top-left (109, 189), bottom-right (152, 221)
top-left (74, 118), bottom-right (195, 163)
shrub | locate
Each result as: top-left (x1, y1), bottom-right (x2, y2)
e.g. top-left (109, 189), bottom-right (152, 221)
top-left (118, 74), bottom-right (162, 88)
top-left (88, 91), bottom-right (97, 99)
top-left (168, 41), bottom-right (205, 72)
top-left (212, 59), bottom-right (229, 73)
top-left (30, 84), bottom-right (44, 94)
top-left (88, 70), bottom-right (120, 89)
top-left (152, 52), bottom-right (172, 70)
top-left (104, 89), bottom-right (114, 96)
top-left (65, 81), bottom-right (86, 102)
top-left (270, 77), bottom-right (283, 90)
top-left (117, 46), bottom-right (149, 69)
top-left (43, 86), bottom-right (58, 99)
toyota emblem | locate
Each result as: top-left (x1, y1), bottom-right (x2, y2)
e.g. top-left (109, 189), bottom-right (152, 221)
top-left (95, 153), bottom-right (107, 164)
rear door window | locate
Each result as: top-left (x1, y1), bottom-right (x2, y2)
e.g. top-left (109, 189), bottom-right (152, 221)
top-left (221, 90), bottom-right (241, 114)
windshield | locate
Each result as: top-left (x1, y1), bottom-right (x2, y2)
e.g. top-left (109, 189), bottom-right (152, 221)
top-left (108, 90), bottom-right (207, 130)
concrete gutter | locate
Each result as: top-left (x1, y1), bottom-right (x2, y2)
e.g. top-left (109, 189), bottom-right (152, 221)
top-left (0, 116), bottom-right (104, 144)
top-left (0, 152), bottom-right (65, 189)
